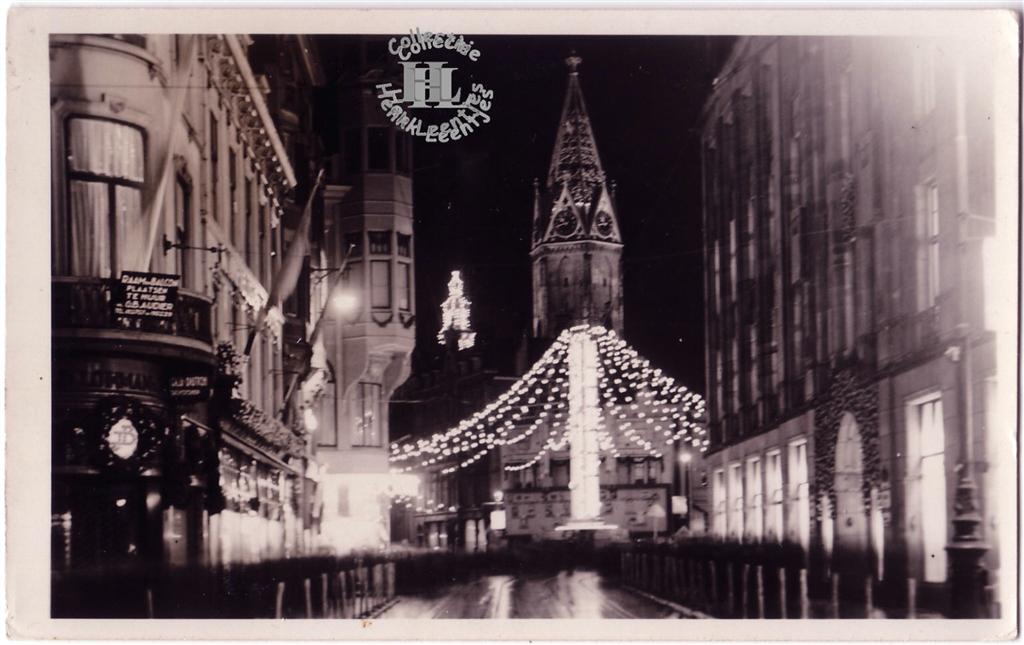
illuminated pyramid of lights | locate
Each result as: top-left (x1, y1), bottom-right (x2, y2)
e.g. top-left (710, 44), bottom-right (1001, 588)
top-left (390, 325), bottom-right (707, 526)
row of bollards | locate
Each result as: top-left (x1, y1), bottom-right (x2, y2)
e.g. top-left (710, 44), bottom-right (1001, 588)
top-left (620, 552), bottom-right (925, 618)
top-left (269, 562), bottom-right (396, 618)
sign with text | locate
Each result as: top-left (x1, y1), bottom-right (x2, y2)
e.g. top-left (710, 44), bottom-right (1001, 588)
top-left (114, 272), bottom-right (179, 320)
top-left (169, 374), bottom-right (212, 403)
top-left (505, 486), bottom-right (668, 538)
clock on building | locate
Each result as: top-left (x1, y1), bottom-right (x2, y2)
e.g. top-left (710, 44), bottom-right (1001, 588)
top-left (594, 211), bottom-right (614, 238)
top-left (553, 209), bottom-right (577, 237)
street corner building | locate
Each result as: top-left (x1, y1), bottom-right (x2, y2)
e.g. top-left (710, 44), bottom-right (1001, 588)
top-left (696, 36), bottom-right (1010, 617)
top-left (49, 34), bottom-right (415, 575)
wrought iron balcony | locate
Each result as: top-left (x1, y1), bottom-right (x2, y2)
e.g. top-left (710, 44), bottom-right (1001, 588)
top-left (52, 277), bottom-right (213, 349)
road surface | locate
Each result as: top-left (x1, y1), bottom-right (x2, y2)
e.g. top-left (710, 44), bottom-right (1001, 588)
top-left (379, 570), bottom-right (684, 618)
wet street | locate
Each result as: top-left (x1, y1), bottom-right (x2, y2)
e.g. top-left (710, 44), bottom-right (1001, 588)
top-left (379, 570), bottom-right (684, 619)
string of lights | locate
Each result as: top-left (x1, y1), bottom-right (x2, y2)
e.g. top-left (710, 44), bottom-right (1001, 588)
top-left (389, 325), bottom-right (708, 476)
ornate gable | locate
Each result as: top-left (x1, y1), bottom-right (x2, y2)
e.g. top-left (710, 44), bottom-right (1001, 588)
top-left (534, 56), bottom-right (622, 250)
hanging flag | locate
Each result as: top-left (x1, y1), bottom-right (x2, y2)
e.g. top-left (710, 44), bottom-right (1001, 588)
top-left (277, 243), bottom-right (356, 418)
top-left (244, 168), bottom-right (325, 356)
top-left (139, 35), bottom-right (199, 271)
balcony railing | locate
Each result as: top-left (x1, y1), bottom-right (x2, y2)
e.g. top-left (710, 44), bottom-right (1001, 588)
top-left (52, 277), bottom-right (213, 346)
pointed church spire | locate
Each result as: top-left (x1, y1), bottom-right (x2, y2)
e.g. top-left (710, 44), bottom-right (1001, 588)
top-left (547, 56), bottom-right (606, 206)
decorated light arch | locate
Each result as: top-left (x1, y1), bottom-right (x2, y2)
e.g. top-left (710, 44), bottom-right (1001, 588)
top-left (390, 325), bottom-right (707, 490)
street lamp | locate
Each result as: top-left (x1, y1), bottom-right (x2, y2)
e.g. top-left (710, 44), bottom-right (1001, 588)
top-left (678, 450), bottom-right (692, 529)
top-left (331, 291), bottom-right (358, 316)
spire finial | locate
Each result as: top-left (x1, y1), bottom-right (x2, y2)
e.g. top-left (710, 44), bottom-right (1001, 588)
top-left (566, 54), bottom-right (582, 74)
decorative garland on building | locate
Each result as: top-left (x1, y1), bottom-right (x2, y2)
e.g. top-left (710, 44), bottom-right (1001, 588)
top-left (811, 367), bottom-right (881, 518)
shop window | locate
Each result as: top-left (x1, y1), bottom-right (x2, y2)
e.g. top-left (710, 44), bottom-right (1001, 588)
top-left (344, 128), bottom-right (362, 175)
top-left (397, 263), bottom-right (411, 311)
top-left (907, 393), bottom-right (946, 583)
top-left (712, 468), bottom-right (726, 538)
top-left (397, 233), bottom-right (412, 257)
top-left (370, 260), bottom-right (391, 309)
top-left (728, 462), bottom-right (744, 541)
top-left (788, 438), bottom-right (810, 549)
top-left (765, 449), bottom-right (784, 543)
top-left (746, 456), bottom-right (764, 542)
top-left (367, 127), bottom-right (391, 171)
top-left (351, 382), bottom-right (382, 447)
top-left (368, 231), bottom-right (391, 254)
top-left (65, 117), bottom-right (146, 277)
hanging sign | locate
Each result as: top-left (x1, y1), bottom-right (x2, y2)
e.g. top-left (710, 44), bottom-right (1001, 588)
top-left (169, 374), bottom-right (212, 403)
top-left (114, 272), bottom-right (180, 320)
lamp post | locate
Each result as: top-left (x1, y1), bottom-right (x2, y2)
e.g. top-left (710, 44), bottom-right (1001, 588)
top-left (679, 451), bottom-right (693, 529)
top-left (944, 56), bottom-right (990, 618)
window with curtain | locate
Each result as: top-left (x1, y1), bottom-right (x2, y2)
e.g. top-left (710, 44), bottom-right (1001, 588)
top-left (915, 182), bottom-right (940, 311)
top-left (174, 174), bottom-right (191, 288)
top-left (370, 260), bottom-right (391, 309)
top-left (368, 231), bottom-right (391, 254)
top-left (765, 450), bottom-right (784, 543)
top-left (397, 233), bottom-right (411, 257)
top-left (65, 117), bottom-right (146, 277)
top-left (397, 263), bottom-right (411, 311)
top-left (351, 382), bottom-right (382, 447)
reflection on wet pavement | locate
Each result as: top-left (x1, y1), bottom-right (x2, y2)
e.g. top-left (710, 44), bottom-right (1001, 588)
top-left (379, 570), bottom-right (684, 618)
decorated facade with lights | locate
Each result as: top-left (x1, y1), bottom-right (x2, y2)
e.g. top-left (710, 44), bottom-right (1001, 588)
top-left (437, 270), bottom-right (476, 351)
top-left (391, 324), bottom-right (707, 540)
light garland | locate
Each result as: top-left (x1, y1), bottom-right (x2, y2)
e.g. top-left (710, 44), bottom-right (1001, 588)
top-left (437, 270), bottom-right (476, 351)
top-left (390, 325), bottom-right (708, 475)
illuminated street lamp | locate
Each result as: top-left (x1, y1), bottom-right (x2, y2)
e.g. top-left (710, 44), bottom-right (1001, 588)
top-left (331, 291), bottom-right (358, 316)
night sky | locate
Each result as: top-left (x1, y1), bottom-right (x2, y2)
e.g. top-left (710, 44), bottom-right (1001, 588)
top-left (323, 35), bottom-right (735, 393)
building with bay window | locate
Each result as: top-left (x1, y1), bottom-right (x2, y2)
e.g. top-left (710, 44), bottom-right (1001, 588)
top-left (309, 39), bottom-right (418, 553)
top-left (50, 34), bottom-right (324, 570)
top-left (698, 36), bottom-right (1009, 616)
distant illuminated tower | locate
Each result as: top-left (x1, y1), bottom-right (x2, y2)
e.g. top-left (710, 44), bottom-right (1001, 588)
top-left (437, 270), bottom-right (476, 351)
top-left (531, 56), bottom-right (624, 340)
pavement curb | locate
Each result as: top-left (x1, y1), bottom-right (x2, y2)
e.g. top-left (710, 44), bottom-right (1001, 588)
top-left (622, 586), bottom-right (714, 619)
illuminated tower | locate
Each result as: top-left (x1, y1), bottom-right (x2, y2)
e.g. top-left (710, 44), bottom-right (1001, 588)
top-left (531, 56), bottom-right (623, 340)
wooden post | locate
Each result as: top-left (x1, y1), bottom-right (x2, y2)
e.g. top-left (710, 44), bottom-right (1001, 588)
top-left (756, 565), bottom-right (765, 619)
top-left (865, 575), bottom-right (873, 618)
top-left (831, 573), bottom-right (840, 618)
top-left (340, 571), bottom-right (350, 618)
top-left (907, 578), bottom-right (917, 619)
top-left (146, 588), bottom-right (154, 619)
top-left (726, 561), bottom-right (734, 617)
top-left (709, 560), bottom-right (718, 613)
top-left (321, 573), bottom-right (329, 617)
top-left (741, 563), bottom-right (749, 619)
top-left (388, 562), bottom-right (396, 599)
top-left (799, 569), bottom-right (809, 619)
top-left (779, 567), bottom-right (788, 619)
top-left (304, 578), bottom-right (313, 619)
top-left (275, 581), bottom-right (286, 619)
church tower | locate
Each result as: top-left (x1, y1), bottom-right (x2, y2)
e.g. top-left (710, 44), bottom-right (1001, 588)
top-left (532, 56), bottom-right (623, 340)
